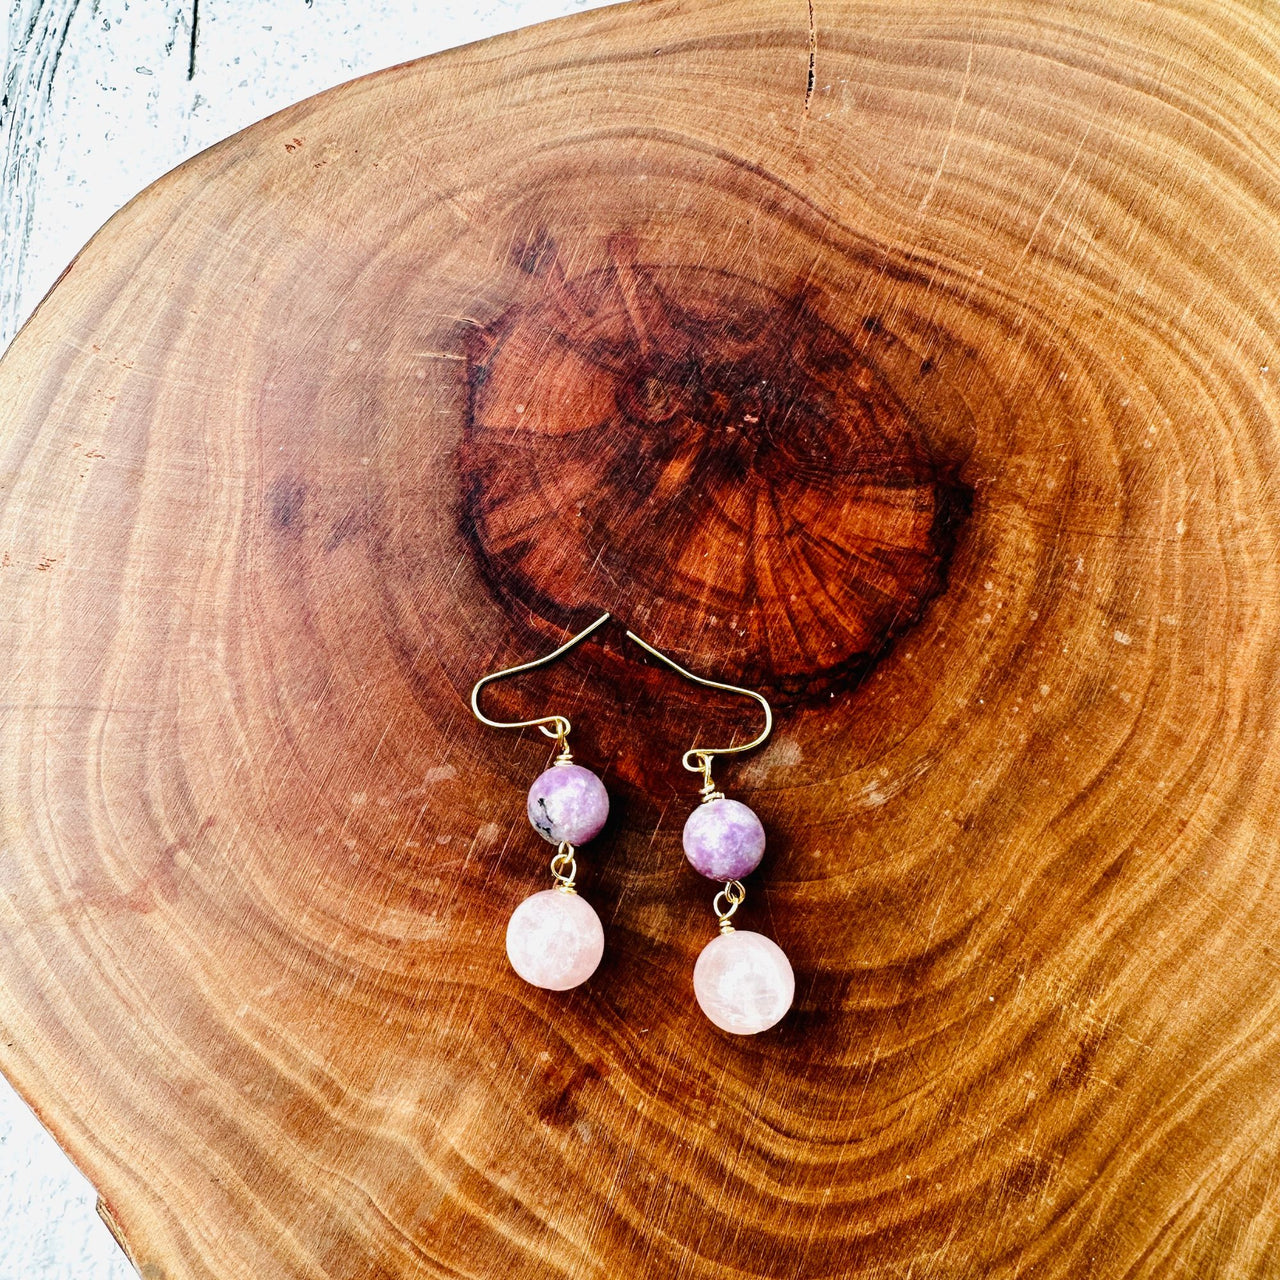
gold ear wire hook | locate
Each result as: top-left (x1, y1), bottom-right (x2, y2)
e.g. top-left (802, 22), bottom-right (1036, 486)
top-left (471, 613), bottom-right (611, 760)
top-left (623, 630), bottom-right (772, 793)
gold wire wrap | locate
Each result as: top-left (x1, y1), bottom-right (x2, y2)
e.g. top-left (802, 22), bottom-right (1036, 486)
top-left (691, 754), bottom-right (726, 804)
top-left (469, 612), bottom-right (611, 761)
top-left (713, 880), bottom-right (746, 932)
top-left (550, 842), bottom-right (578, 893)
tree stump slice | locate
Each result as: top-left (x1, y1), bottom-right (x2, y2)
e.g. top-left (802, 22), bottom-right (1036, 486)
top-left (2, 1), bottom-right (1280, 1277)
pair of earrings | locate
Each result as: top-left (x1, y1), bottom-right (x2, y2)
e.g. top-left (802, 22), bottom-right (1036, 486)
top-left (470, 613), bottom-right (794, 1035)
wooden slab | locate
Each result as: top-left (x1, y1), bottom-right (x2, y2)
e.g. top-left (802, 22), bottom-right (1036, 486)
top-left (3, 1), bottom-right (1280, 1276)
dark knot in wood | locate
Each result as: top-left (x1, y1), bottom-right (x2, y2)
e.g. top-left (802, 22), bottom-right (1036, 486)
top-left (460, 253), bottom-right (971, 695)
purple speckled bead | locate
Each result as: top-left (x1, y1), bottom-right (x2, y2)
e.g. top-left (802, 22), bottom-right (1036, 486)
top-left (682, 797), bottom-right (766, 880)
top-left (527, 763), bottom-right (609, 845)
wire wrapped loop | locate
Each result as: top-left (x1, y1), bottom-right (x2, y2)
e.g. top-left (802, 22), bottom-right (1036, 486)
top-left (713, 879), bottom-right (746, 932)
top-left (544, 717), bottom-right (573, 763)
top-left (688, 751), bottom-right (725, 802)
top-left (550, 842), bottom-right (578, 893)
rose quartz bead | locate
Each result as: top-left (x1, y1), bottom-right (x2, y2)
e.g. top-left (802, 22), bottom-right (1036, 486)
top-left (683, 797), bottom-right (766, 879)
top-left (693, 930), bottom-right (794, 1034)
top-left (505, 889), bottom-right (604, 990)
top-left (527, 763), bottom-right (609, 845)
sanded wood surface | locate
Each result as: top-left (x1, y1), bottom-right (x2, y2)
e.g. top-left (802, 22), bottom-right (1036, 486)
top-left (2, 1), bottom-right (1280, 1276)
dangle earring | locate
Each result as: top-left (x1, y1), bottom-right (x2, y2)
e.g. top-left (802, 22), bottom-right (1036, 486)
top-left (471, 613), bottom-right (612, 991)
top-left (626, 632), bottom-right (795, 1034)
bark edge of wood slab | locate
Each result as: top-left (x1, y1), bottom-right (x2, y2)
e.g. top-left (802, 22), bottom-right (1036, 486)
top-left (3, 2), bottom-right (1280, 1278)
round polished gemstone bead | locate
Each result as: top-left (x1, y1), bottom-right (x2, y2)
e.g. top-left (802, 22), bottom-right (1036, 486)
top-left (526, 763), bottom-right (609, 845)
top-left (505, 889), bottom-right (605, 990)
top-left (693, 929), bottom-right (794, 1034)
top-left (682, 797), bottom-right (766, 880)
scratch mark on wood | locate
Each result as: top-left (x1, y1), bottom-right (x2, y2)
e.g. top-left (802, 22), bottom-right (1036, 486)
top-left (918, 36), bottom-right (973, 212)
top-left (1016, 120), bottom-right (1094, 266)
top-left (804, 0), bottom-right (816, 112)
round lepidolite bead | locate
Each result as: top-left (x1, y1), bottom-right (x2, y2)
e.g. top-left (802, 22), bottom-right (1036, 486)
top-left (527, 763), bottom-right (609, 845)
top-left (693, 930), bottom-right (794, 1034)
top-left (506, 889), bottom-right (604, 990)
top-left (682, 797), bottom-right (766, 879)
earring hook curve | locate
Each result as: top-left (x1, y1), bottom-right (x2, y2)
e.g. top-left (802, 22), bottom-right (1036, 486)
top-left (471, 612), bottom-right (611, 750)
top-left (623, 630), bottom-right (772, 779)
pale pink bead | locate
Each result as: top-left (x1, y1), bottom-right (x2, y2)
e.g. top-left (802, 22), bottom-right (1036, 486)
top-left (505, 889), bottom-right (604, 990)
top-left (693, 930), bottom-right (794, 1034)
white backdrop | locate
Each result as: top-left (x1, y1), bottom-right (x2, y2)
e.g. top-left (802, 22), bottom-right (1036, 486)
top-left (0, 1), bottom-right (620, 1274)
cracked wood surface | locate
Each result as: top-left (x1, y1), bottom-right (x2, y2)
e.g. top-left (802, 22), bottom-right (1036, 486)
top-left (2, 1), bottom-right (1280, 1277)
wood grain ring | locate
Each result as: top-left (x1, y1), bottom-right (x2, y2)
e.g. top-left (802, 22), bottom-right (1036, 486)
top-left (0, 2), bottom-right (1279, 1278)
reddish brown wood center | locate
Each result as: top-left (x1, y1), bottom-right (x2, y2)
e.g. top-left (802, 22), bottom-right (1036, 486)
top-left (460, 246), bottom-right (970, 694)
